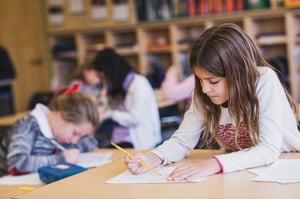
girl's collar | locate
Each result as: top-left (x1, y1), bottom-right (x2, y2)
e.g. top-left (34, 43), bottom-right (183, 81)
top-left (30, 104), bottom-right (54, 139)
top-left (122, 71), bottom-right (135, 90)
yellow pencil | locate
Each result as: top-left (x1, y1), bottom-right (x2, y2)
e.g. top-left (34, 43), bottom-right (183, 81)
top-left (111, 142), bottom-right (161, 176)
top-left (18, 186), bottom-right (35, 191)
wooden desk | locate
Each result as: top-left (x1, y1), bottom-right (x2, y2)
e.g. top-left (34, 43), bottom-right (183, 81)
top-left (0, 112), bottom-right (27, 127)
top-left (0, 149), bottom-right (125, 199)
top-left (11, 150), bottom-right (300, 199)
top-left (0, 112), bottom-right (27, 142)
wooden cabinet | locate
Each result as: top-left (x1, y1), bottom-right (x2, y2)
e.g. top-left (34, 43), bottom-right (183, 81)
top-left (0, 0), bottom-right (50, 112)
top-left (43, 0), bottom-right (300, 102)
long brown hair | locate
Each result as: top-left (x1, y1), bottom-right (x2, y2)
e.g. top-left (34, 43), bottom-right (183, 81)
top-left (189, 23), bottom-right (298, 148)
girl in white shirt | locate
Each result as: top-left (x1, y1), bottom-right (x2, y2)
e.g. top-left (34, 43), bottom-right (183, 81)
top-left (125, 23), bottom-right (300, 181)
top-left (92, 48), bottom-right (161, 150)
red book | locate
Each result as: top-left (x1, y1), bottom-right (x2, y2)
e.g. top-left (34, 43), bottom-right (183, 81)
top-left (208, 0), bottom-right (214, 13)
top-left (236, 0), bottom-right (244, 11)
top-left (188, 0), bottom-right (196, 16)
top-left (215, 0), bottom-right (223, 13)
top-left (226, 0), bottom-right (234, 12)
top-left (199, 0), bottom-right (208, 15)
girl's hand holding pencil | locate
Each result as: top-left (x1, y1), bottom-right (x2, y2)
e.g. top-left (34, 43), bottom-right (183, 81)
top-left (111, 143), bottom-right (163, 176)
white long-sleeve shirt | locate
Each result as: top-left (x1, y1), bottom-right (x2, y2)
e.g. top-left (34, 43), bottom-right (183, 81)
top-left (153, 67), bottom-right (300, 173)
top-left (111, 74), bottom-right (161, 150)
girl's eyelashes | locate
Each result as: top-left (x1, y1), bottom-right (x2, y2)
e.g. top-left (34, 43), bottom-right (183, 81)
top-left (199, 79), bottom-right (219, 84)
top-left (199, 79), bottom-right (219, 85)
top-left (210, 80), bottom-right (219, 84)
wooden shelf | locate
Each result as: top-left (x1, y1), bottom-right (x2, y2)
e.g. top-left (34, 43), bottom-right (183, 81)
top-left (115, 48), bottom-right (139, 56)
top-left (43, 0), bottom-right (300, 102)
top-left (256, 35), bottom-right (287, 45)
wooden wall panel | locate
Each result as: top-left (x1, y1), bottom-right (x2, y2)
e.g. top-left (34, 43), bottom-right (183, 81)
top-left (0, 0), bottom-right (49, 112)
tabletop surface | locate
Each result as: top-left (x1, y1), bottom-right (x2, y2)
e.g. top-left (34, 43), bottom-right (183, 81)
top-left (0, 112), bottom-right (27, 127)
top-left (0, 149), bottom-right (125, 199)
top-left (4, 149), bottom-right (300, 199)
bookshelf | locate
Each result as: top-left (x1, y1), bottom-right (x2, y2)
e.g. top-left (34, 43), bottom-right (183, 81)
top-left (43, 0), bottom-right (300, 102)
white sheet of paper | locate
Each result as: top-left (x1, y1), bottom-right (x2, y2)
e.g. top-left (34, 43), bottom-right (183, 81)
top-left (77, 152), bottom-right (112, 168)
top-left (105, 166), bottom-right (206, 184)
top-left (0, 152), bottom-right (111, 185)
top-left (253, 159), bottom-right (300, 183)
top-left (0, 173), bottom-right (43, 185)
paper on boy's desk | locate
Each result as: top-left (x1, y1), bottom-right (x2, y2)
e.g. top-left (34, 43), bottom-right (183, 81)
top-left (253, 159), bottom-right (300, 184)
top-left (0, 153), bottom-right (112, 185)
top-left (77, 152), bottom-right (112, 168)
top-left (105, 166), bottom-right (206, 184)
top-left (0, 173), bottom-right (43, 185)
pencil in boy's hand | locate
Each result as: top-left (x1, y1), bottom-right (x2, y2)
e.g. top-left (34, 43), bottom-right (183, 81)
top-left (50, 139), bottom-right (66, 151)
top-left (111, 142), bottom-right (161, 176)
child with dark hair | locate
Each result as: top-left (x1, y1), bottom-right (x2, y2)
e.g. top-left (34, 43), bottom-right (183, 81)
top-left (0, 90), bottom-right (99, 177)
top-left (71, 59), bottom-right (104, 102)
top-left (92, 48), bottom-right (161, 150)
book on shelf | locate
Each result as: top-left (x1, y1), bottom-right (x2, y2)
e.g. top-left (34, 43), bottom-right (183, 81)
top-left (135, 0), bottom-right (247, 22)
top-left (199, 0), bottom-right (207, 15)
top-left (171, 0), bottom-right (181, 18)
top-left (236, 0), bottom-right (244, 11)
top-left (146, 0), bottom-right (158, 21)
top-left (48, 6), bottom-right (64, 26)
top-left (188, 0), bottom-right (196, 16)
top-left (135, 0), bottom-right (147, 21)
top-left (284, 0), bottom-right (300, 8)
top-left (214, 0), bottom-right (223, 13)
top-left (246, 0), bottom-right (270, 9)
top-left (90, 0), bottom-right (107, 21)
top-left (112, 0), bottom-right (130, 21)
top-left (160, 0), bottom-right (172, 20)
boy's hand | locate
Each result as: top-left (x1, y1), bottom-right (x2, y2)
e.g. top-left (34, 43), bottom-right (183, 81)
top-left (63, 149), bottom-right (80, 163)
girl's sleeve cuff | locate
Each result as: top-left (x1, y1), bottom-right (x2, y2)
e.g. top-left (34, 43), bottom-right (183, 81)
top-left (150, 150), bottom-right (168, 166)
top-left (212, 156), bottom-right (224, 173)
